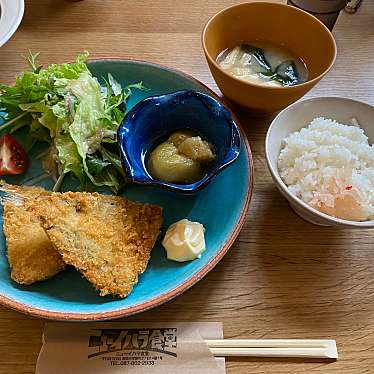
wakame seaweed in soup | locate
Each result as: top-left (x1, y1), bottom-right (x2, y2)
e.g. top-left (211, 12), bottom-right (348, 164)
top-left (217, 42), bottom-right (308, 87)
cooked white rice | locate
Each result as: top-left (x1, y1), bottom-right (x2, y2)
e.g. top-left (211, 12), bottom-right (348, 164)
top-left (278, 117), bottom-right (374, 220)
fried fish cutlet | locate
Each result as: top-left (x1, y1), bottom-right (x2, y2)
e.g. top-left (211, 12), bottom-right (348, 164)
top-left (2, 185), bottom-right (66, 285)
top-left (25, 191), bottom-right (162, 298)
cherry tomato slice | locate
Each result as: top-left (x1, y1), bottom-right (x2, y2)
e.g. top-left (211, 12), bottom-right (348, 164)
top-left (0, 135), bottom-right (28, 175)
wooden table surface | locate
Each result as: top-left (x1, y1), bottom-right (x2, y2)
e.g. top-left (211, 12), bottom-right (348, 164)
top-left (1, 0), bottom-right (374, 373)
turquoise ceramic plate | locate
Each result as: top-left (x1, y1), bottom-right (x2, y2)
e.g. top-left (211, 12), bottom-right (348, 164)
top-left (0, 60), bottom-right (253, 320)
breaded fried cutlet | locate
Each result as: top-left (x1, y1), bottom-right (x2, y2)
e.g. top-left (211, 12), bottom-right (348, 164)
top-left (2, 184), bottom-right (66, 285)
top-left (25, 191), bottom-right (162, 298)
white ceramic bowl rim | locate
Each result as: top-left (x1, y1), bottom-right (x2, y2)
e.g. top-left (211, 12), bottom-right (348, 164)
top-left (266, 96), bottom-right (374, 228)
top-left (0, 0), bottom-right (24, 47)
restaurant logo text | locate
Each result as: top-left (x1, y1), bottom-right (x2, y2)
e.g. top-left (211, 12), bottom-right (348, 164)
top-left (88, 328), bottom-right (178, 359)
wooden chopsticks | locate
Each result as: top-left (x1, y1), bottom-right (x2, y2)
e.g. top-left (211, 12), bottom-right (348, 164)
top-left (205, 339), bottom-right (338, 359)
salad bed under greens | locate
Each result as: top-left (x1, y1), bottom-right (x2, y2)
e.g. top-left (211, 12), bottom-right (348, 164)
top-left (0, 52), bottom-right (144, 193)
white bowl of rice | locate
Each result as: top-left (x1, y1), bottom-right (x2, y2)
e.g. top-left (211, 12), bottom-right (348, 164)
top-left (266, 97), bottom-right (374, 228)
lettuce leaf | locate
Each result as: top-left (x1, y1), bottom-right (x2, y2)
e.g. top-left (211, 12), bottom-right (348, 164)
top-left (55, 132), bottom-right (85, 185)
top-left (0, 51), bottom-right (142, 193)
top-left (68, 72), bottom-right (122, 189)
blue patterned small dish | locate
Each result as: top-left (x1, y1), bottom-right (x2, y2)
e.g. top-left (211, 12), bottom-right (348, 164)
top-left (118, 90), bottom-right (241, 193)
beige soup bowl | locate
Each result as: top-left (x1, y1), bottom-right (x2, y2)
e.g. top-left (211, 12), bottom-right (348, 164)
top-left (266, 97), bottom-right (374, 228)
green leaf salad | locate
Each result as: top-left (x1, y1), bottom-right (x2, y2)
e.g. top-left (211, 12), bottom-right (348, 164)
top-left (0, 52), bottom-right (145, 193)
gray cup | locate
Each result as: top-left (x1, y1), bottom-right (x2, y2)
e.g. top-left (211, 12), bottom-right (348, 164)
top-left (287, 0), bottom-right (347, 30)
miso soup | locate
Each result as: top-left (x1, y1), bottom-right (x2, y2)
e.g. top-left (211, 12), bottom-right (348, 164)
top-left (217, 42), bottom-right (308, 87)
